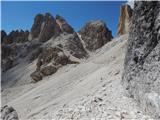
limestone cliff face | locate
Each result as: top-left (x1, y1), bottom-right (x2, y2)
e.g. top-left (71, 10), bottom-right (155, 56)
top-left (122, 1), bottom-right (160, 118)
top-left (117, 4), bottom-right (133, 36)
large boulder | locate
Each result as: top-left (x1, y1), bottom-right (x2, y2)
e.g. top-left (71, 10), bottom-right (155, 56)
top-left (30, 71), bottom-right (42, 82)
top-left (40, 65), bottom-right (57, 76)
top-left (79, 20), bottom-right (113, 51)
top-left (1, 105), bottom-right (19, 120)
top-left (117, 4), bottom-right (133, 36)
top-left (122, 1), bottom-right (160, 118)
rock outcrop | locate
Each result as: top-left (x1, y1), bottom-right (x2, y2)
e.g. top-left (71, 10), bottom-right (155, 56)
top-left (2, 30), bottom-right (29, 44)
top-left (79, 20), bottom-right (112, 51)
top-left (1, 105), bottom-right (19, 120)
top-left (117, 4), bottom-right (133, 36)
top-left (30, 71), bottom-right (43, 82)
top-left (56, 15), bottom-right (74, 34)
top-left (29, 13), bottom-right (61, 42)
top-left (122, 1), bottom-right (160, 118)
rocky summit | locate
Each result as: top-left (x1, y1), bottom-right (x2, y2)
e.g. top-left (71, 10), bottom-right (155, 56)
top-left (79, 20), bottom-right (113, 51)
top-left (29, 13), bottom-right (61, 42)
top-left (117, 4), bottom-right (133, 36)
top-left (122, 1), bottom-right (160, 118)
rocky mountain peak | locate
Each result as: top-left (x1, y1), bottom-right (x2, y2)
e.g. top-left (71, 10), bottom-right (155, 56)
top-left (55, 14), bottom-right (74, 34)
top-left (29, 12), bottom-right (61, 42)
top-left (117, 4), bottom-right (133, 36)
top-left (79, 20), bottom-right (113, 51)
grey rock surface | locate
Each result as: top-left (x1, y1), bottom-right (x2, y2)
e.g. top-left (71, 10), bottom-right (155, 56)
top-left (1, 105), bottom-right (19, 120)
top-left (122, 1), bottom-right (160, 118)
top-left (79, 20), bottom-right (113, 51)
top-left (30, 70), bottom-right (43, 82)
top-left (40, 65), bottom-right (57, 76)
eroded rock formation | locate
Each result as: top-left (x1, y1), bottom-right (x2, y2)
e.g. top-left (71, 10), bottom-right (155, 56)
top-left (79, 20), bottom-right (112, 51)
top-left (122, 1), bottom-right (160, 118)
top-left (117, 4), bottom-right (133, 36)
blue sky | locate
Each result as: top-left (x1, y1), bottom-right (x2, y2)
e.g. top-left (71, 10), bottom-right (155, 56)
top-left (1, 1), bottom-right (126, 37)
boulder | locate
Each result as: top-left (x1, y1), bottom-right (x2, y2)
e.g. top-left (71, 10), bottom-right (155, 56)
top-left (122, 1), bottom-right (160, 118)
top-left (30, 71), bottom-right (42, 82)
top-left (79, 20), bottom-right (113, 51)
top-left (117, 4), bottom-right (133, 36)
top-left (1, 105), bottom-right (19, 120)
top-left (40, 65), bottom-right (57, 76)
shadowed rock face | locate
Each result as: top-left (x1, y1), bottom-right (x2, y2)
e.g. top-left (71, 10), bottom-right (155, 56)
top-left (79, 20), bottom-right (113, 51)
top-left (117, 4), bottom-right (133, 36)
top-left (1, 105), bottom-right (19, 120)
top-left (122, 1), bottom-right (160, 118)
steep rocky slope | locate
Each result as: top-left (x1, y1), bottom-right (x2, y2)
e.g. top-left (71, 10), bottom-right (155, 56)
top-left (117, 4), bottom-right (133, 36)
top-left (2, 35), bottom-right (151, 119)
top-left (122, 1), bottom-right (160, 119)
